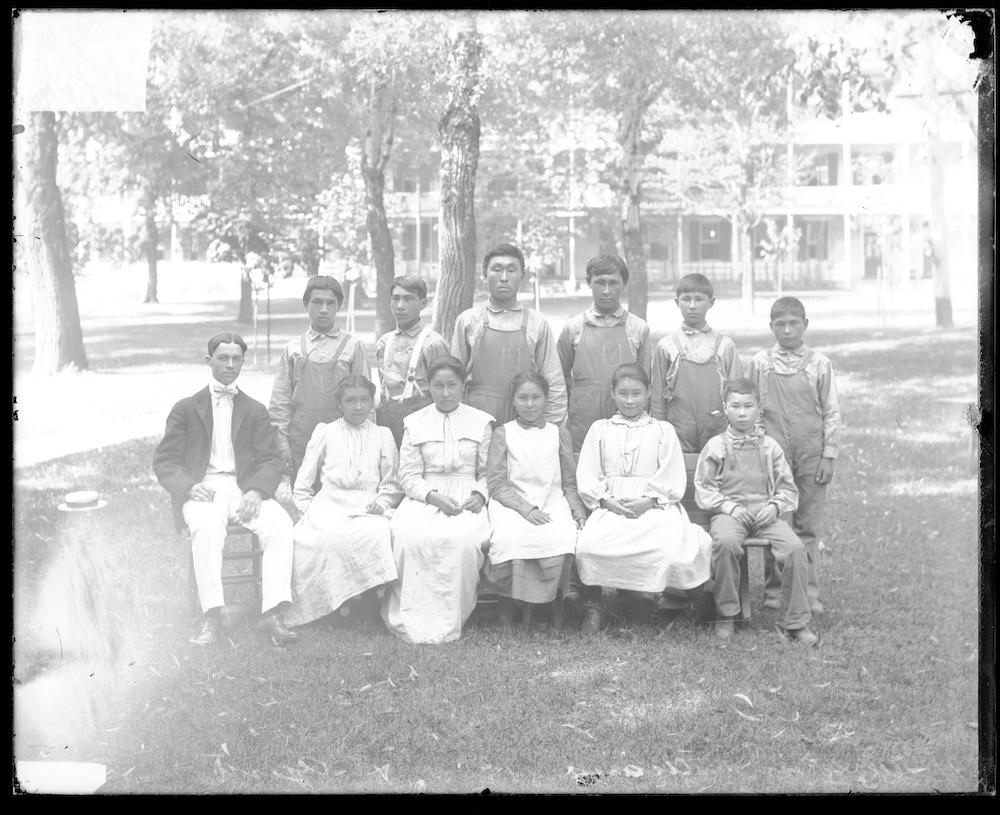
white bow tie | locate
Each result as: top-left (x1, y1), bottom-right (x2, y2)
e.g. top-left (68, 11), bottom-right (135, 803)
top-left (211, 384), bottom-right (237, 401)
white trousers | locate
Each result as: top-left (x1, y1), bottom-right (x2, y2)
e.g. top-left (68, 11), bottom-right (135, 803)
top-left (182, 474), bottom-right (293, 614)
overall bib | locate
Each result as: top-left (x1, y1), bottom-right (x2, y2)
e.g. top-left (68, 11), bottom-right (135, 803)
top-left (289, 333), bottom-right (350, 473)
top-left (567, 322), bottom-right (634, 453)
top-left (665, 334), bottom-right (727, 454)
top-left (376, 328), bottom-right (434, 448)
top-left (709, 436), bottom-right (811, 630)
top-left (761, 350), bottom-right (824, 606)
top-left (464, 309), bottom-right (533, 424)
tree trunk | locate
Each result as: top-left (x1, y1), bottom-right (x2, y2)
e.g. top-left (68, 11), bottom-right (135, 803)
top-left (238, 275), bottom-right (253, 324)
top-left (142, 184), bottom-right (159, 304)
top-left (237, 221), bottom-right (255, 324)
top-left (740, 221), bottom-right (755, 314)
top-left (620, 194), bottom-right (648, 320)
top-left (618, 99), bottom-right (648, 319)
top-left (433, 21), bottom-right (482, 341)
top-left (21, 111), bottom-right (89, 375)
top-left (923, 72), bottom-right (953, 327)
top-left (361, 71), bottom-right (398, 340)
top-left (363, 166), bottom-right (396, 338)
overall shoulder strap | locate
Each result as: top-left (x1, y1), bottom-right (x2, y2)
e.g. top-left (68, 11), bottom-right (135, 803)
top-left (408, 326), bottom-right (432, 377)
top-left (401, 326), bottom-right (433, 399)
top-left (329, 332), bottom-right (351, 366)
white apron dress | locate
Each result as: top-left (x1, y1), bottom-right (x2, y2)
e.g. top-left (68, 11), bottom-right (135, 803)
top-left (381, 402), bottom-right (495, 644)
top-left (575, 413), bottom-right (711, 593)
top-left (487, 419), bottom-right (577, 546)
top-left (286, 419), bottom-right (402, 627)
top-left (485, 420), bottom-right (579, 603)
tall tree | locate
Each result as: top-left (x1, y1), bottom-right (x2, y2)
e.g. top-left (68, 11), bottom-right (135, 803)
top-left (670, 14), bottom-right (798, 311)
top-left (546, 11), bottom-right (701, 320)
top-left (18, 112), bottom-right (89, 374)
top-left (179, 11), bottom-right (353, 321)
top-left (433, 12), bottom-right (483, 340)
top-left (339, 12), bottom-right (439, 338)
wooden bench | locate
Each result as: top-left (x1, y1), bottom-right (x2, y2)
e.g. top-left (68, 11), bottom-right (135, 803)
top-left (682, 453), bottom-right (769, 622)
top-left (186, 524), bottom-right (263, 619)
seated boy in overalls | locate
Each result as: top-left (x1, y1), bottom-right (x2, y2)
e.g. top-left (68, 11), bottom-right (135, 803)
top-left (694, 378), bottom-right (818, 646)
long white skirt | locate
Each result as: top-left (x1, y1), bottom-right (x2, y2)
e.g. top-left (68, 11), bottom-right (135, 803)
top-left (576, 502), bottom-right (711, 593)
top-left (486, 496), bottom-right (577, 565)
top-left (381, 474), bottom-right (490, 644)
top-left (286, 487), bottom-right (397, 627)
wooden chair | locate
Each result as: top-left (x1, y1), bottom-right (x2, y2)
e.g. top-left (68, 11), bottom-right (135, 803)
top-left (186, 524), bottom-right (263, 618)
top-left (682, 453), bottom-right (769, 622)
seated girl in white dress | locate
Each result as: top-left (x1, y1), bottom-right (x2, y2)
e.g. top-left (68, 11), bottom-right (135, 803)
top-left (285, 376), bottom-right (402, 628)
top-left (484, 372), bottom-right (588, 630)
top-left (381, 356), bottom-right (496, 644)
top-left (575, 363), bottom-right (711, 633)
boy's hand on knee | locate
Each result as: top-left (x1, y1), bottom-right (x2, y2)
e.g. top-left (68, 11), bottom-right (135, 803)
top-left (188, 482), bottom-right (215, 502)
top-left (237, 489), bottom-right (262, 523)
top-left (753, 503), bottom-right (779, 529)
top-left (816, 457), bottom-right (835, 485)
top-left (731, 506), bottom-right (755, 527)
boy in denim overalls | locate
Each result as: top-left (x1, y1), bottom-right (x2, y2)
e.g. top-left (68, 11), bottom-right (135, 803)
top-left (748, 297), bottom-right (840, 615)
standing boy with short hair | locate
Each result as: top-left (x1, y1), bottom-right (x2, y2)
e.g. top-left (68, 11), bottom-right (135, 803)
top-left (649, 273), bottom-right (743, 454)
top-left (154, 332), bottom-right (299, 647)
top-left (694, 378), bottom-right (818, 646)
top-left (747, 296), bottom-right (840, 615)
top-left (557, 254), bottom-right (651, 455)
top-left (375, 275), bottom-right (450, 447)
top-left (450, 243), bottom-right (567, 425)
top-left (269, 276), bottom-right (369, 479)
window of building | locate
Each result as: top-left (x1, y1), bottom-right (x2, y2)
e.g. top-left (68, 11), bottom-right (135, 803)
top-left (691, 219), bottom-right (730, 262)
top-left (798, 220), bottom-right (829, 261)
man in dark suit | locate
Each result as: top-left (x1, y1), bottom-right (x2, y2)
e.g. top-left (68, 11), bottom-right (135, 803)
top-left (154, 332), bottom-right (298, 647)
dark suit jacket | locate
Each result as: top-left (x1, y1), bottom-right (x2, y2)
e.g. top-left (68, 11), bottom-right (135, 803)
top-left (153, 387), bottom-right (284, 531)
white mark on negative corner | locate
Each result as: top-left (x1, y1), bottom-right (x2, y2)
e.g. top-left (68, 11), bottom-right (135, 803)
top-left (16, 10), bottom-right (153, 112)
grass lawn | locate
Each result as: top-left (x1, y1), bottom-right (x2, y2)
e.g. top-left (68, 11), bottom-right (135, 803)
top-left (13, 326), bottom-right (983, 793)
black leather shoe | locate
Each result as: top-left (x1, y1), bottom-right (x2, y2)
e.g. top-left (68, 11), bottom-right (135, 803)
top-left (259, 613), bottom-right (300, 646)
top-left (190, 613), bottom-right (221, 647)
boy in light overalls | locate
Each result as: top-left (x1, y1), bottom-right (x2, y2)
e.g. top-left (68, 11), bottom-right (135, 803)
top-left (375, 275), bottom-right (450, 447)
top-left (748, 297), bottom-right (840, 615)
top-left (649, 273), bottom-right (743, 454)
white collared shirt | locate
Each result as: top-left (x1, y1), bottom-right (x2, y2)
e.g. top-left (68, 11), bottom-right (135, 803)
top-left (208, 379), bottom-right (238, 474)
